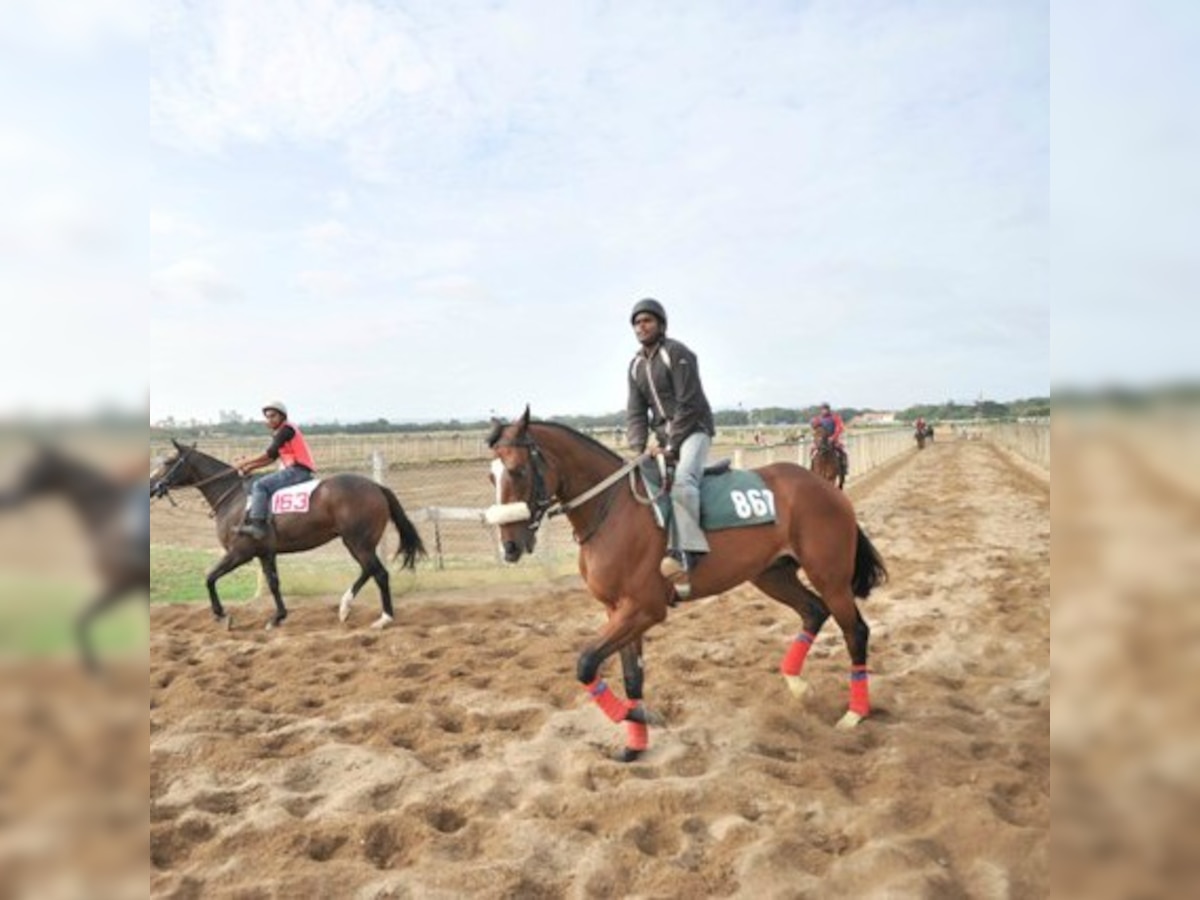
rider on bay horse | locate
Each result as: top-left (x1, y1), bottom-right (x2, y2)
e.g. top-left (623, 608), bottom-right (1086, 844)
top-left (811, 402), bottom-right (849, 477)
top-left (233, 401), bottom-right (317, 540)
top-left (625, 298), bottom-right (716, 598)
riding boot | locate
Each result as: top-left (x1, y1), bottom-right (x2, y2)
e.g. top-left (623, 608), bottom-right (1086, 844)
top-left (660, 549), bottom-right (705, 601)
top-left (236, 517), bottom-right (267, 540)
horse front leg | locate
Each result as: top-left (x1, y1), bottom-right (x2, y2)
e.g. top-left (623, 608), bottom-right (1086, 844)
top-left (617, 641), bottom-right (656, 762)
top-left (576, 600), bottom-right (665, 761)
top-left (205, 549), bottom-right (254, 629)
top-left (259, 553), bottom-right (287, 630)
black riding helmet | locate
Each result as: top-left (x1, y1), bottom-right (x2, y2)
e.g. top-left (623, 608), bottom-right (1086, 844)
top-left (630, 298), bottom-right (667, 328)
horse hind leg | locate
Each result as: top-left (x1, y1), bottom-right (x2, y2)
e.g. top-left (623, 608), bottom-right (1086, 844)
top-left (338, 569), bottom-right (373, 624)
top-left (342, 537), bottom-right (394, 629)
top-left (820, 586), bottom-right (870, 729)
top-left (752, 560), bottom-right (830, 701)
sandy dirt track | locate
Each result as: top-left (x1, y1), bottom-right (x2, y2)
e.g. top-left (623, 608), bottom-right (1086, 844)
top-left (150, 439), bottom-right (1048, 898)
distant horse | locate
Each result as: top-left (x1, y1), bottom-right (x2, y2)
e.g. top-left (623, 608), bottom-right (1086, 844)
top-left (809, 422), bottom-right (846, 490)
top-left (0, 444), bottom-right (148, 671)
top-left (486, 408), bottom-right (887, 761)
top-left (151, 440), bottom-right (426, 629)
top-left (915, 424), bottom-right (931, 450)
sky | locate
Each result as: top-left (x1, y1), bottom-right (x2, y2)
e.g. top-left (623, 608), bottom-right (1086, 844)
top-left (6, 2), bottom-right (1194, 425)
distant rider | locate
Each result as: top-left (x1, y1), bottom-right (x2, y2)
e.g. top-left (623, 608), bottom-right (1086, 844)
top-left (811, 402), bottom-right (848, 477)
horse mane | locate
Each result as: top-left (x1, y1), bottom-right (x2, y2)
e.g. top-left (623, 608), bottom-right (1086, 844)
top-left (487, 417), bottom-right (624, 466)
top-left (529, 420), bottom-right (624, 466)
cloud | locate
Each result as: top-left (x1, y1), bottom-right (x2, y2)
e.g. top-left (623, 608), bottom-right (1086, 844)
top-left (150, 210), bottom-right (206, 238)
top-left (0, 0), bottom-right (145, 52)
top-left (151, 258), bottom-right (243, 306)
top-left (302, 219), bottom-right (350, 247)
top-left (296, 269), bottom-right (355, 297)
top-left (151, 0), bottom-right (439, 154)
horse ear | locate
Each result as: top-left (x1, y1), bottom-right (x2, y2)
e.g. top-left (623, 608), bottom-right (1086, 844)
top-left (172, 438), bottom-right (183, 450)
top-left (518, 405), bottom-right (531, 431)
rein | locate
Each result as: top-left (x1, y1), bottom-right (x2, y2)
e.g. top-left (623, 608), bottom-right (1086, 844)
top-left (489, 433), bottom-right (649, 540)
top-left (154, 446), bottom-right (244, 517)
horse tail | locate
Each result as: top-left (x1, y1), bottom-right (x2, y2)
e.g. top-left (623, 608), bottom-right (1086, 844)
top-left (382, 486), bottom-right (427, 570)
top-left (851, 527), bottom-right (888, 599)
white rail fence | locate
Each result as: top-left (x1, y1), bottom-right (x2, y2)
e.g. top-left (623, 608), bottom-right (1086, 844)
top-left (154, 424), bottom-right (1044, 572)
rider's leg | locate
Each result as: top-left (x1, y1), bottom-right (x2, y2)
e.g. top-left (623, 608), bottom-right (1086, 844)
top-left (236, 467), bottom-right (310, 538)
top-left (236, 475), bottom-right (271, 538)
top-left (669, 431), bottom-right (711, 569)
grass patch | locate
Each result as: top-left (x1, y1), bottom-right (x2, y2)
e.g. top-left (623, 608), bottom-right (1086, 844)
top-left (151, 545), bottom-right (257, 604)
top-left (151, 543), bottom-right (579, 606)
top-left (0, 574), bottom-right (147, 658)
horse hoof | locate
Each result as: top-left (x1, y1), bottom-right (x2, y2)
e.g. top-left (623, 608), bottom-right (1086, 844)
top-left (266, 617), bottom-right (286, 631)
top-left (338, 605), bottom-right (351, 624)
top-left (835, 710), bottom-right (864, 730)
top-left (613, 747), bottom-right (644, 763)
top-left (213, 614), bottom-right (232, 630)
top-left (783, 675), bottom-right (810, 700)
top-left (371, 614), bottom-right (394, 630)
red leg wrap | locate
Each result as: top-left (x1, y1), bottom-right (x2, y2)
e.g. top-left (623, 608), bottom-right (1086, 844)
top-left (780, 632), bottom-right (816, 676)
top-left (625, 705), bottom-right (649, 751)
top-left (585, 679), bottom-right (631, 724)
top-left (849, 665), bottom-right (870, 716)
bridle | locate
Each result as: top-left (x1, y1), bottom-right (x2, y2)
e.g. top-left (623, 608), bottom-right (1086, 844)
top-left (486, 432), bottom-right (650, 540)
top-left (152, 445), bottom-right (243, 512)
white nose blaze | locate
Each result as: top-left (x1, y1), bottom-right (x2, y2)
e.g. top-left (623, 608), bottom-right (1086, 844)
top-left (490, 458), bottom-right (506, 505)
top-left (485, 458), bottom-right (532, 533)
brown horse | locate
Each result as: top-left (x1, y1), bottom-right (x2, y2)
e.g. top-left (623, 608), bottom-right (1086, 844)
top-left (915, 425), bottom-right (928, 449)
top-left (810, 422), bottom-right (846, 489)
top-left (152, 440), bottom-right (426, 629)
top-left (0, 444), bottom-right (148, 671)
top-left (486, 408), bottom-right (887, 761)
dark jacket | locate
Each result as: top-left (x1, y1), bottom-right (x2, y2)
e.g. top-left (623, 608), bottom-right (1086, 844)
top-left (626, 337), bottom-right (715, 455)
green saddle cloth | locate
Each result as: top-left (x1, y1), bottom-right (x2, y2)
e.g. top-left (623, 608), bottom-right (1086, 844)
top-left (641, 460), bottom-right (776, 530)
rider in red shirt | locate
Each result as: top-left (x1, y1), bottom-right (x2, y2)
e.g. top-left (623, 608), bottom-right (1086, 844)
top-left (233, 401), bottom-right (317, 540)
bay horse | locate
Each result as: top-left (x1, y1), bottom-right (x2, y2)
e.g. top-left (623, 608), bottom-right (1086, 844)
top-left (915, 426), bottom-right (928, 450)
top-left (486, 408), bottom-right (887, 761)
top-left (0, 444), bottom-right (148, 671)
top-left (809, 422), bottom-right (846, 489)
top-left (151, 440), bottom-right (426, 630)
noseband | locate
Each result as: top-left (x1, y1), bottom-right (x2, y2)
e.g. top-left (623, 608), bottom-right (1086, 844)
top-left (151, 446), bottom-right (194, 498)
top-left (489, 436), bottom-right (557, 533)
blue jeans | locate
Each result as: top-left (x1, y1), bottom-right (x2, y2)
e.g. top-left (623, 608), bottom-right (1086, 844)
top-left (248, 466), bottom-right (313, 519)
top-left (670, 432), bottom-right (711, 554)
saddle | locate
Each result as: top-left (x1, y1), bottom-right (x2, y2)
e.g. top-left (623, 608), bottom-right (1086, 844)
top-left (639, 459), bottom-right (776, 531)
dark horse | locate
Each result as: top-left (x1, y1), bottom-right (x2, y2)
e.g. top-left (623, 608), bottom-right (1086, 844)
top-left (0, 444), bottom-right (148, 671)
top-left (810, 421), bottom-right (846, 489)
top-left (915, 424), bottom-right (931, 449)
top-left (486, 408), bottom-right (887, 761)
top-left (151, 440), bottom-right (426, 629)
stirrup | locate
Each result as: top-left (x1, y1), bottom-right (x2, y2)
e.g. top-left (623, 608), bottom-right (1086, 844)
top-left (659, 554), bottom-right (692, 600)
top-left (236, 520), bottom-right (267, 540)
